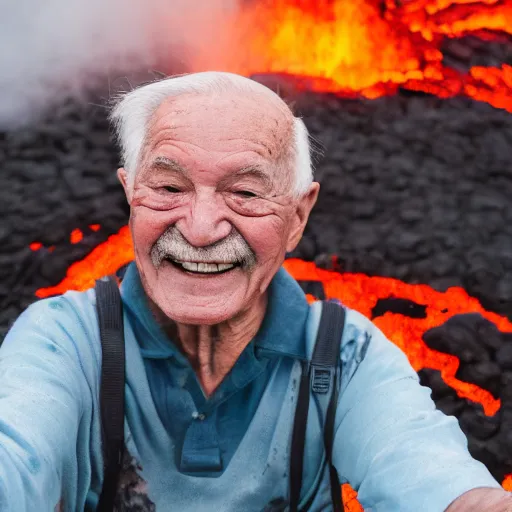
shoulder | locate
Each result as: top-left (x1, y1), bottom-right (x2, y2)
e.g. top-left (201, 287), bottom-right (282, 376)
top-left (13, 287), bottom-right (99, 338)
top-left (3, 287), bottom-right (102, 376)
top-left (312, 302), bottom-right (418, 393)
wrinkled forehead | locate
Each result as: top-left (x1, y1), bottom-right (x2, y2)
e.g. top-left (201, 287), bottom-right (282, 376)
top-left (145, 90), bottom-right (295, 166)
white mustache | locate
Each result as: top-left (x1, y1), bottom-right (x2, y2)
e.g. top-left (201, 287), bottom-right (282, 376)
top-left (150, 226), bottom-right (257, 269)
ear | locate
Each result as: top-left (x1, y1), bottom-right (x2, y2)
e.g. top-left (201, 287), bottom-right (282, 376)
top-left (117, 168), bottom-right (132, 204)
top-left (286, 182), bottom-right (320, 253)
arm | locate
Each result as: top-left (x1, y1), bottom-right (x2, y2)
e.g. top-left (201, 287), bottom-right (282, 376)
top-left (332, 309), bottom-right (503, 512)
top-left (0, 296), bottom-right (92, 511)
top-left (446, 488), bottom-right (512, 511)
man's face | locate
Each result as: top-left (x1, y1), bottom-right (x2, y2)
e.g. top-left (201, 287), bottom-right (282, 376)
top-left (119, 90), bottom-right (319, 325)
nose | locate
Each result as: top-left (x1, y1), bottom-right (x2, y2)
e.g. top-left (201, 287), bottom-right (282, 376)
top-left (175, 191), bottom-right (232, 248)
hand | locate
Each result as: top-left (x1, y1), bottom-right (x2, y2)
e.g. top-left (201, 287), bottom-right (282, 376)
top-left (445, 488), bottom-right (512, 511)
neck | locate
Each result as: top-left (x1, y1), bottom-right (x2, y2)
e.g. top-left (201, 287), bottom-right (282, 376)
top-left (151, 294), bottom-right (268, 397)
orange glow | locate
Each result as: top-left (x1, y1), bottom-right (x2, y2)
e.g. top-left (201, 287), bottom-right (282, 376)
top-left (35, 226), bottom-right (134, 298)
top-left (89, 224), bottom-right (101, 232)
top-left (189, 0), bottom-right (512, 113)
top-left (70, 229), bottom-right (84, 244)
top-left (29, 242), bottom-right (42, 251)
top-left (342, 484), bottom-right (363, 512)
top-left (226, 0), bottom-right (422, 91)
top-left (341, 472), bottom-right (512, 508)
top-left (396, 0), bottom-right (512, 40)
top-left (305, 293), bottom-right (317, 304)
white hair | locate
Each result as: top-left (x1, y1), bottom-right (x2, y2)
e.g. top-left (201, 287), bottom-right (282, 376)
top-left (109, 71), bottom-right (314, 197)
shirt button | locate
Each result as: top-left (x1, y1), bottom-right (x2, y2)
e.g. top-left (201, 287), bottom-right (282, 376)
top-left (192, 412), bottom-right (206, 421)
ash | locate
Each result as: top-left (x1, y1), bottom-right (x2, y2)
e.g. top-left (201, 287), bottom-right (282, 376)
top-left (114, 448), bottom-right (156, 512)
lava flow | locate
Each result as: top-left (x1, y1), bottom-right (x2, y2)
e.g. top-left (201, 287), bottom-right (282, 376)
top-left (191, 0), bottom-right (512, 112)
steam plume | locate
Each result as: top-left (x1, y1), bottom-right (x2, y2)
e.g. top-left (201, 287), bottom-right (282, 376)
top-left (0, 0), bottom-right (239, 128)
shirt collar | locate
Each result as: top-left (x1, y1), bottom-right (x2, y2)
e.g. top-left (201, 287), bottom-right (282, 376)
top-left (252, 266), bottom-right (309, 359)
top-left (120, 262), bottom-right (309, 360)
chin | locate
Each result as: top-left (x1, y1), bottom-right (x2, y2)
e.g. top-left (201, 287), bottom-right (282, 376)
top-left (158, 302), bottom-right (240, 326)
top-left (144, 258), bottom-right (255, 325)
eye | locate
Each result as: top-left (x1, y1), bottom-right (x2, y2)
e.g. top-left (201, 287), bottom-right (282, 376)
top-left (163, 186), bottom-right (181, 193)
top-left (234, 190), bottom-right (258, 198)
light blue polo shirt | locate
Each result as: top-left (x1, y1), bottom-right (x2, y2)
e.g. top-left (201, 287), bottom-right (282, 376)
top-left (0, 263), bottom-right (501, 511)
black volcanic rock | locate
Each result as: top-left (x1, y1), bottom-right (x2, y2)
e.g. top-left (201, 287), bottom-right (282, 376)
top-left (442, 34), bottom-right (512, 73)
top-left (422, 314), bottom-right (495, 363)
top-left (455, 361), bottom-right (502, 400)
top-left (496, 341), bottom-right (512, 371)
top-left (418, 368), bottom-right (461, 402)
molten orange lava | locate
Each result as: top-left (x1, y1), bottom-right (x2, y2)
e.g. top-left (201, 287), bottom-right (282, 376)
top-left (35, 226), bottom-right (134, 298)
top-left (227, 0), bottom-right (423, 91)
top-left (194, 0), bottom-right (512, 112)
top-left (503, 473), bottom-right (512, 491)
top-left (342, 484), bottom-right (363, 512)
top-left (29, 242), bottom-right (42, 251)
top-left (346, 471), bottom-right (512, 509)
top-left (70, 229), bottom-right (84, 244)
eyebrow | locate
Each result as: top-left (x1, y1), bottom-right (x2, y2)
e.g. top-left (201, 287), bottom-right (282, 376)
top-left (149, 156), bottom-right (273, 188)
top-left (149, 156), bottom-right (188, 175)
top-left (220, 165), bottom-right (273, 189)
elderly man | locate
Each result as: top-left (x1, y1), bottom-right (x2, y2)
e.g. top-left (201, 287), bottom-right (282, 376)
top-left (0, 71), bottom-right (510, 512)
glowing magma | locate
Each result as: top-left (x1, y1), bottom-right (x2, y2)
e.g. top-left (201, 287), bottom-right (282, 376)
top-left (190, 0), bottom-right (512, 112)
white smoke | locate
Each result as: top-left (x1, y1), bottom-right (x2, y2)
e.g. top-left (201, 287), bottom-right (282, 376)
top-left (0, 0), bottom-right (240, 127)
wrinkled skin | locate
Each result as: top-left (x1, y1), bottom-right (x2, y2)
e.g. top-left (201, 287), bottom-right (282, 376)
top-left (118, 84), bottom-right (319, 394)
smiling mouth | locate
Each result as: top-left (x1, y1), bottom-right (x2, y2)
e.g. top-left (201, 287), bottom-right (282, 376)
top-left (165, 258), bottom-right (240, 275)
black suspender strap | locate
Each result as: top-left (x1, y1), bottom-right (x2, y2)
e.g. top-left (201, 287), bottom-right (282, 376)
top-left (289, 359), bottom-right (311, 512)
top-left (315, 301), bottom-right (345, 512)
top-left (95, 275), bottom-right (126, 512)
top-left (289, 301), bottom-right (346, 512)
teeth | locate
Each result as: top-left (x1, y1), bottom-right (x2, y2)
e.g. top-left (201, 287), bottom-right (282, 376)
top-left (178, 261), bottom-right (235, 273)
top-left (181, 262), bottom-right (198, 272)
top-left (217, 263), bottom-right (234, 271)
